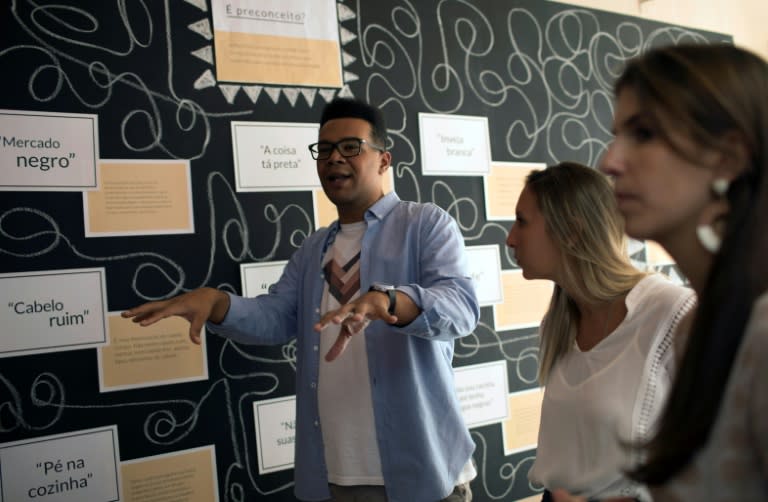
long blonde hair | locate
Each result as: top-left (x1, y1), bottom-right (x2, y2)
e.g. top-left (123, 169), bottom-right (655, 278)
top-left (531, 162), bottom-right (646, 383)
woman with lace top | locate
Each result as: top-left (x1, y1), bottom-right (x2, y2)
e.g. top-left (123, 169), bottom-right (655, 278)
top-left (506, 162), bottom-right (695, 502)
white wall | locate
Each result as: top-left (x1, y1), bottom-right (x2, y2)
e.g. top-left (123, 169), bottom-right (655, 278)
top-left (560, 0), bottom-right (768, 60)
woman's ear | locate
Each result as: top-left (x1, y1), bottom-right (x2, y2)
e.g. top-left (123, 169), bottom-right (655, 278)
top-left (715, 130), bottom-right (750, 180)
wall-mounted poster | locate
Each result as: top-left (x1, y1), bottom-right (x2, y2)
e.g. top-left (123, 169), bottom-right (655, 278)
top-left (252, 395), bottom-right (296, 474)
top-left (0, 109), bottom-right (99, 191)
top-left (493, 270), bottom-right (552, 331)
top-left (0, 268), bottom-right (107, 358)
top-left (231, 121), bottom-right (319, 192)
top-left (418, 113), bottom-right (491, 176)
top-left (465, 244), bottom-right (504, 306)
top-left (83, 160), bottom-right (194, 237)
top-left (484, 162), bottom-right (544, 221)
top-left (98, 313), bottom-right (208, 392)
top-left (502, 388), bottom-right (544, 456)
top-left (120, 446), bottom-right (219, 502)
top-left (240, 260), bottom-right (288, 297)
top-left (0, 426), bottom-right (120, 502)
top-left (454, 360), bottom-right (510, 428)
top-left (211, 0), bottom-right (342, 87)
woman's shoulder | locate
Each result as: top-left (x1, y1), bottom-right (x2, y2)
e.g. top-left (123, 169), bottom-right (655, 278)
top-left (629, 274), bottom-right (695, 312)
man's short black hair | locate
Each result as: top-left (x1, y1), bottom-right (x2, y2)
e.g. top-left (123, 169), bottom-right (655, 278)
top-left (320, 98), bottom-right (388, 148)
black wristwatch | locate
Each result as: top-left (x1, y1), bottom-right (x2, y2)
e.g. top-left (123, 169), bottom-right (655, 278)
top-left (369, 283), bottom-right (397, 315)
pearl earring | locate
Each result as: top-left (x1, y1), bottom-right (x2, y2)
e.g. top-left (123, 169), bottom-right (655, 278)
top-left (711, 177), bottom-right (730, 196)
top-left (695, 178), bottom-right (730, 254)
top-left (696, 225), bottom-right (721, 253)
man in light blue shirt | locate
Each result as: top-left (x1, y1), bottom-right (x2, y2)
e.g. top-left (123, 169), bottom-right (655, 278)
top-left (123, 98), bottom-right (479, 502)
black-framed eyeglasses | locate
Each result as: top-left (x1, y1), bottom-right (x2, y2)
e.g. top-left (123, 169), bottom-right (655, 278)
top-left (308, 137), bottom-right (386, 160)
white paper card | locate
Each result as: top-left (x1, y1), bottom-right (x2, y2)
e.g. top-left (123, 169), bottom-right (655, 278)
top-left (418, 113), bottom-right (490, 176)
top-left (0, 109), bottom-right (99, 191)
top-left (0, 426), bottom-right (120, 502)
top-left (252, 395), bottom-right (296, 474)
top-left (231, 122), bottom-right (319, 191)
top-left (0, 268), bottom-right (108, 358)
top-left (454, 360), bottom-right (510, 428)
top-left (240, 261), bottom-right (288, 297)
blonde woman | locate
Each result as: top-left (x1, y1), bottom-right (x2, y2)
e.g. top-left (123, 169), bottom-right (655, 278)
top-left (506, 162), bottom-right (695, 501)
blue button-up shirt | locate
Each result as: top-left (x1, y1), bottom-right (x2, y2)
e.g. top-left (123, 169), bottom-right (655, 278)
top-left (209, 192), bottom-right (480, 502)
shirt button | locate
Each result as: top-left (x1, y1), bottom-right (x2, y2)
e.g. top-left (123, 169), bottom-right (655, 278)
top-left (313, 345), bottom-right (318, 351)
top-left (314, 420), bottom-right (319, 427)
top-left (310, 382), bottom-right (316, 389)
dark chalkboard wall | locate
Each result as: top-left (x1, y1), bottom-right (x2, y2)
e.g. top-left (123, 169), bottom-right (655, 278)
top-left (0, 1), bottom-right (727, 501)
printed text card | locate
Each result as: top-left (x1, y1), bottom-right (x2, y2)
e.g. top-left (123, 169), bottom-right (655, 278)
top-left (0, 268), bottom-right (107, 358)
top-left (231, 122), bottom-right (319, 191)
top-left (0, 426), bottom-right (120, 502)
top-left (0, 109), bottom-right (99, 191)
top-left (454, 360), bottom-right (509, 428)
top-left (419, 113), bottom-right (490, 176)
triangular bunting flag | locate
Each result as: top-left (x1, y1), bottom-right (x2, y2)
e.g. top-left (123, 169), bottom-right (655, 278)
top-left (300, 88), bottom-right (318, 106)
top-left (282, 88), bottom-right (300, 107)
top-left (183, 0), bottom-right (208, 12)
top-left (319, 89), bottom-right (338, 102)
top-left (343, 71), bottom-right (359, 83)
top-left (341, 50), bottom-right (357, 66)
top-left (337, 3), bottom-right (356, 22)
top-left (193, 69), bottom-right (216, 90)
top-left (339, 26), bottom-right (357, 45)
top-left (243, 85), bottom-right (263, 103)
top-left (629, 238), bottom-right (645, 256)
top-left (264, 87), bottom-right (282, 104)
top-left (668, 267), bottom-right (684, 284)
top-left (219, 85), bottom-right (241, 104)
top-left (337, 85), bottom-right (354, 98)
top-left (191, 45), bottom-right (213, 64)
top-left (188, 19), bottom-right (213, 40)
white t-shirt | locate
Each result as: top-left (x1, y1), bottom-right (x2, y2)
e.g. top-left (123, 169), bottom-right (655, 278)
top-left (317, 221), bottom-right (477, 488)
top-left (529, 274), bottom-right (695, 500)
top-left (318, 221), bottom-right (383, 485)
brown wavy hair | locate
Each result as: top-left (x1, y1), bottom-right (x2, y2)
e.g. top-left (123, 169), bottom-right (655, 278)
top-left (616, 43), bottom-right (768, 485)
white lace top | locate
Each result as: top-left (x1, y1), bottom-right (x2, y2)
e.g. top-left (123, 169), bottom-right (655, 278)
top-left (529, 274), bottom-right (695, 501)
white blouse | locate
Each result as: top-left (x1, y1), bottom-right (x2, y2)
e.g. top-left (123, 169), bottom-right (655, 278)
top-left (528, 274), bottom-right (695, 501)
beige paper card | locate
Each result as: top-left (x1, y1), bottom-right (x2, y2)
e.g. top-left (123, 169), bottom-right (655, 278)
top-left (215, 32), bottom-right (342, 87)
top-left (84, 160), bottom-right (193, 236)
top-left (484, 162), bottom-right (544, 221)
top-left (121, 446), bottom-right (218, 502)
top-left (493, 270), bottom-right (552, 331)
top-left (502, 388), bottom-right (544, 455)
top-left (98, 313), bottom-right (207, 391)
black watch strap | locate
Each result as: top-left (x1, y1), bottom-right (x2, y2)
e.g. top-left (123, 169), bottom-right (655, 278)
top-left (369, 284), bottom-right (397, 315)
top-left (384, 288), bottom-right (396, 315)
